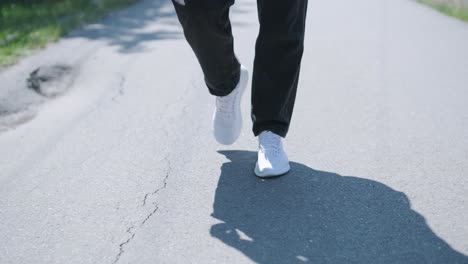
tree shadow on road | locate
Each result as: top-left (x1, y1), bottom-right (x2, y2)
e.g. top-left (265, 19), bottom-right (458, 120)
top-left (211, 150), bottom-right (468, 263)
top-left (67, 0), bottom-right (182, 53)
top-left (66, 0), bottom-right (256, 53)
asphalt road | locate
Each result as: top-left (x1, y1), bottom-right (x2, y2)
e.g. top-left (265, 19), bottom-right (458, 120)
top-left (1, 0), bottom-right (468, 263)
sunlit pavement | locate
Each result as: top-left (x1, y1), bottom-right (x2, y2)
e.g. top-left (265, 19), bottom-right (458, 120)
top-left (0, 0), bottom-right (467, 263)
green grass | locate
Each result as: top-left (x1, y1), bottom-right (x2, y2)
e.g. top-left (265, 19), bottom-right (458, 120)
top-left (418, 0), bottom-right (468, 22)
top-left (0, 0), bottom-right (139, 67)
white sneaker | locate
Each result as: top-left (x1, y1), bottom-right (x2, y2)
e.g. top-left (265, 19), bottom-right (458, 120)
top-left (254, 131), bottom-right (291, 178)
top-left (213, 65), bottom-right (249, 145)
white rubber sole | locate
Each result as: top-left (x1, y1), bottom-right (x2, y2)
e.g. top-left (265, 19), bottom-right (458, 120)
top-left (254, 162), bottom-right (291, 178)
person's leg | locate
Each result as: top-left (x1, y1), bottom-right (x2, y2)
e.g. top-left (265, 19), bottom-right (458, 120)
top-left (253, 0), bottom-right (308, 178)
top-left (172, 0), bottom-right (249, 145)
top-left (252, 0), bottom-right (308, 137)
top-left (172, 0), bottom-right (240, 96)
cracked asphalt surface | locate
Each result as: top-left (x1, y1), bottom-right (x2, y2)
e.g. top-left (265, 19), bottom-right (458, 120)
top-left (1, 0), bottom-right (468, 263)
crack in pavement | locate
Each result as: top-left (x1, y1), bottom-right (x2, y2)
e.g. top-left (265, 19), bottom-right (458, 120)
top-left (111, 75), bottom-right (193, 264)
top-left (112, 75), bottom-right (126, 102)
top-left (142, 161), bottom-right (171, 207)
top-left (112, 156), bottom-right (172, 264)
top-left (113, 226), bottom-right (136, 264)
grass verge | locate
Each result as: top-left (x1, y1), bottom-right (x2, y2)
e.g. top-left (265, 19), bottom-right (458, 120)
top-left (0, 0), bottom-right (139, 67)
top-left (417, 0), bottom-right (468, 22)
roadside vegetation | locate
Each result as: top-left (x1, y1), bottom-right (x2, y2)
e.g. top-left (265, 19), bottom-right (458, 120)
top-left (0, 0), bottom-right (139, 67)
top-left (418, 0), bottom-right (468, 22)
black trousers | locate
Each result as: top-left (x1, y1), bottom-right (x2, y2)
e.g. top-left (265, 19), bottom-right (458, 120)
top-left (172, 0), bottom-right (308, 137)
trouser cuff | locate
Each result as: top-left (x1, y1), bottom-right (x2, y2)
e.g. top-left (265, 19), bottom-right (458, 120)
top-left (206, 67), bottom-right (240, 97)
top-left (253, 124), bottom-right (289, 138)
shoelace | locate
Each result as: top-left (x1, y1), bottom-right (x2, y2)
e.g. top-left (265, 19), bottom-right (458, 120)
top-left (259, 132), bottom-right (282, 155)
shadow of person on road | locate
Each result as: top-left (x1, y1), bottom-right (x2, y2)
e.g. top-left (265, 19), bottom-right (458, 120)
top-left (211, 150), bottom-right (468, 263)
